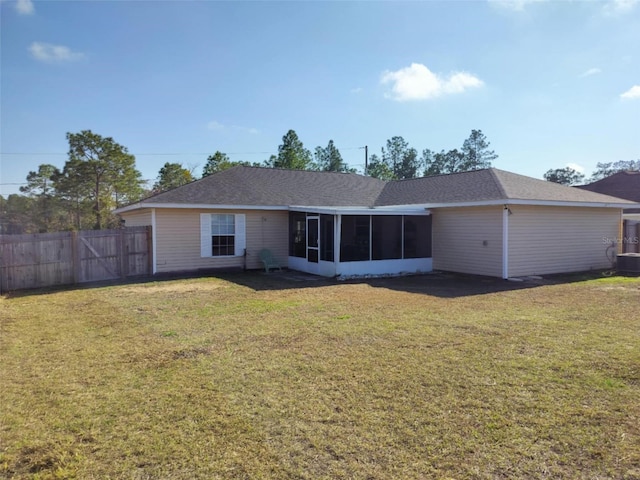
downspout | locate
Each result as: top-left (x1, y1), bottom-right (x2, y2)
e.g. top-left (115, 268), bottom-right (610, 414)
top-left (502, 205), bottom-right (509, 279)
top-left (151, 208), bottom-right (157, 274)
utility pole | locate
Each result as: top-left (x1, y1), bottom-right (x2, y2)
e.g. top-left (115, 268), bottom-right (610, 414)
top-left (361, 145), bottom-right (368, 175)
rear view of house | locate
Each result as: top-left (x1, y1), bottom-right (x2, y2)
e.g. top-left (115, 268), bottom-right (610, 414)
top-left (115, 166), bottom-right (638, 279)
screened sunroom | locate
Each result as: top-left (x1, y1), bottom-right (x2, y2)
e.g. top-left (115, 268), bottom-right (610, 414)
top-left (287, 208), bottom-right (433, 278)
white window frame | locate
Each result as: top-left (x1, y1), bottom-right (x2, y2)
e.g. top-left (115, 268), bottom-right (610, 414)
top-left (200, 213), bottom-right (246, 257)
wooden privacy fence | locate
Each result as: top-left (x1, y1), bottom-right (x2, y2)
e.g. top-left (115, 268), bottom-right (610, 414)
top-left (0, 226), bottom-right (152, 293)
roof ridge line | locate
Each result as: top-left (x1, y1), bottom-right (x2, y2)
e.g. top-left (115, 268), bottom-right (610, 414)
top-left (487, 168), bottom-right (508, 199)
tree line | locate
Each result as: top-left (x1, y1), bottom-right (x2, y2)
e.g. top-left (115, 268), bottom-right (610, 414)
top-left (1, 128), bottom-right (496, 233)
top-left (2, 127), bottom-right (636, 234)
top-left (3, 131), bottom-right (144, 234)
top-left (543, 160), bottom-right (640, 186)
top-left (170, 128), bottom-right (498, 181)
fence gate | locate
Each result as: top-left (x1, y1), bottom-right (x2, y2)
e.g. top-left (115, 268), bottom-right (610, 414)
top-left (0, 226), bottom-right (152, 293)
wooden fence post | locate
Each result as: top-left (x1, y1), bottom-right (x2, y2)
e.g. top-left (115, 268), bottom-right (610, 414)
top-left (3, 235), bottom-right (14, 292)
top-left (118, 228), bottom-right (127, 278)
top-left (71, 231), bottom-right (81, 284)
top-left (0, 235), bottom-right (5, 294)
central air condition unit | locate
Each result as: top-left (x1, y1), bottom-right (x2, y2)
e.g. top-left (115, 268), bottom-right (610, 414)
top-left (617, 253), bottom-right (640, 275)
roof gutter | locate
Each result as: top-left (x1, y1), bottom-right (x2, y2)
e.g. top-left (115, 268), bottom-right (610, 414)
top-left (381, 199), bottom-right (639, 209)
top-left (115, 203), bottom-right (431, 215)
top-left (289, 205), bottom-right (430, 215)
top-left (114, 199), bottom-right (640, 215)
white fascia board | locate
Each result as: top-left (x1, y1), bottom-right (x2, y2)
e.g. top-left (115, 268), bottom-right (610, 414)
top-left (114, 203), bottom-right (289, 214)
top-left (503, 199), bottom-right (637, 208)
top-left (289, 205), bottom-right (431, 215)
top-left (114, 199), bottom-right (639, 215)
top-left (388, 199), bottom-right (638, 209)
top-left (370, 205), bottom-right (432, 214)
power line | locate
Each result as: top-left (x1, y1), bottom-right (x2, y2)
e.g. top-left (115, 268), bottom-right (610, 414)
top-left (0, 147), bottom-right (368, 156)
top-left (0, 152), bottom-right (269, 156)
top-left (2, 151), bottom-right (269, 156)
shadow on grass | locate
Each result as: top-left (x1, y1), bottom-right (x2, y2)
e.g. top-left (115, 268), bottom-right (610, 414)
top-left (2, 268), bottom-right (622, 300)
top-left (218, 269), bottom-right (618, 298)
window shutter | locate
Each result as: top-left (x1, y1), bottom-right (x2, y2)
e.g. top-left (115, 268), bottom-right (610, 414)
top-left (234, 214), bottom-right (246, 256)
top-left (200, 214), bottom-right (211, 257)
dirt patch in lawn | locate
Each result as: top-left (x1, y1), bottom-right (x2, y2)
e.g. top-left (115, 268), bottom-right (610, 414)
top-left (115, 281), bottom-right (228, 295)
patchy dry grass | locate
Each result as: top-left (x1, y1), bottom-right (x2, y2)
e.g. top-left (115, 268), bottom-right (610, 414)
top-left (1, 272), bottom-right (639, 479)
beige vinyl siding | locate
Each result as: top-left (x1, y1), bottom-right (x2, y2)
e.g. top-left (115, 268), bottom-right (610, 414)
top-left (120, 210), bottom-right (152, 227)
top-left (432, 206), bottom-right (503, 277)
top-left (507, 205), bottom-right (620, 277)
top-left (154, 209), bottom-right (288, 273)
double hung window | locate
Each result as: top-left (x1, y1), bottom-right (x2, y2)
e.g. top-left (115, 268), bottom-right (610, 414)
top-left (200, 213), bottom-right (246, 258)
top-left (211, 214), bottom-right (235, 256)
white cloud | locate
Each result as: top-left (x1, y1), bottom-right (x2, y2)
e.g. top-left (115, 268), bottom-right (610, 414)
top-left (603, 0), bottom-right (638, 15)
top-left (487, 0), bottom-right (547, 12)
top-left (15, 0), bottom-right (34, 15)
top-left (350, 87), bottom-right (363, 94)
top-left (579, 68), bottom-right (602, 78)
top-left (29, 42), bottom-right (84, 63)
top-left (566, 163), bottom-right (585, 174)
top-left (381, 63), bottom-right (483, 102)
top-left (620, 85), bottom-right (640, 99)
top-left (207, 120), bottom-right (225, 131)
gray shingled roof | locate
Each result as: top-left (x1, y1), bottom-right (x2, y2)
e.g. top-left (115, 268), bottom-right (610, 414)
top-left (576, 171), bottom-right (640, 213)
top-left (122, 166), bottom-right (636, 212)
top-left (136, 166), bottom-right (386, 207)
top-left (376, 168), bottom-right (635, 206)
top-left (376, 169), bottom-right (504, 205)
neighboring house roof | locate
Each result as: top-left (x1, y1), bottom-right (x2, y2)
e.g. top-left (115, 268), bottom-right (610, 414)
top-left (115, 166), bottom-right (637, 214)
top-left (576, 171), bottom-right (640, 213)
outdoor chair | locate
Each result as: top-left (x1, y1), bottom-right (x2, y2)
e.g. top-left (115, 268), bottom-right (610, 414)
top-left (259, 249), bottom-right (282, 273)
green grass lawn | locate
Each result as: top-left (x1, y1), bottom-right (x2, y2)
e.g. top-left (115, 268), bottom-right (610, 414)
top-left (1, 272), bottom-right (639, 479)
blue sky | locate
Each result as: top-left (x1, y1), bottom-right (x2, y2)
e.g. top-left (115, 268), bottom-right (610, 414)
top-left (1, 0), bottom-right (638, 196)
